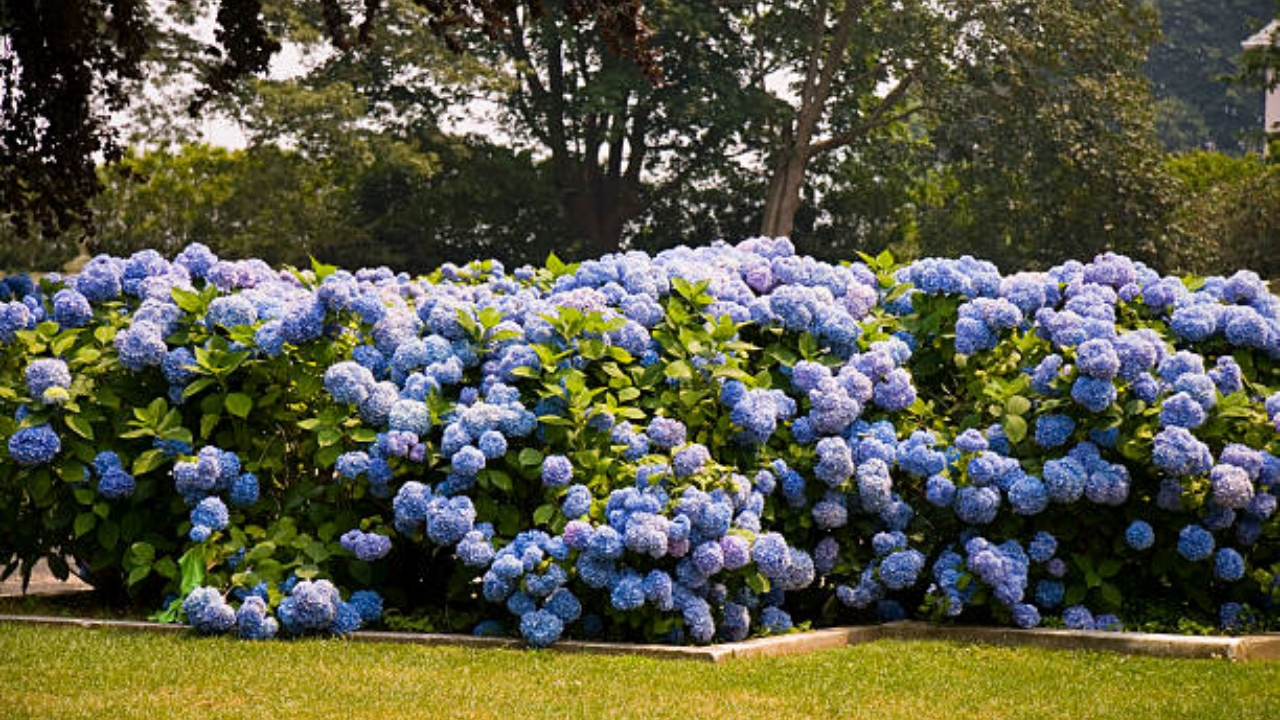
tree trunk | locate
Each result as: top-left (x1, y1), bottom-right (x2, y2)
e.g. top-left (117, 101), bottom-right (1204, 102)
top-left (554, 162), bottom-right (637, 256)
top-left (760, 149), bottom-right (810, 239)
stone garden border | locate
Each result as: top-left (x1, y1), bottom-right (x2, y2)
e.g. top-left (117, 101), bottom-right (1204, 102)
top-left (2, 612), bottom-right (1276, 663)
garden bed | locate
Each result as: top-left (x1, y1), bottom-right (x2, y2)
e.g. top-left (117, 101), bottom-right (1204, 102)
top-left (2, 239), bottom-right (1278, 650)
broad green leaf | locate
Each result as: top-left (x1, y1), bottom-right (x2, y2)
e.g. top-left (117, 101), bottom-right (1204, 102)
top-left (533, 503), bottom-right (556, 525)
top-left (171, 287), bottom-right (205, 313)
top-left (128, 541), bottom-right (156, 565)
top-left (73, 512), bottom-right (96, 537)
top-left (225, 392), bottom-right (253, 419)
top-left (1005, 395), bottom-right (1032, 416)
top-left (1002, 414), bottom-right (1028, 444)
top-left (132, 449), bottom-right (167, 476)
top-left (64, 415), bottom-right (94, 440)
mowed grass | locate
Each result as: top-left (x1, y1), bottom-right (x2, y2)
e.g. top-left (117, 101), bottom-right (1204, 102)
top-left (1, 623), bottom-right (1277, 720)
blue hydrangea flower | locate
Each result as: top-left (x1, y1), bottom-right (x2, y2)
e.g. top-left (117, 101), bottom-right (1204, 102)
top-left (646, 417), bottom-right (686, 449)
top-left (925, 475), bottom-right (956, 507)
top-left (97, 467), bottom-right (136, 499)
top-left (1213, 548), bottom-right (1245, 581)
top-left (856, 459), bottom-right (893, 513)
top-left (340, 529), bottom-right (392, 562)
top-left (1153, 427), bottom-right (1213, 477)
top-left (477, 430), bottom-right (508, 459)
top-left (673, 443), bottom-right (711, 477)
top-left (519, 609), bottom-right (564, 648)
top-left (954, 428), bottom-right (989, 453)
top-left (561, 484), bottom-right (592, 518)
top-left (1160, 392), bottom-right (1206, 429)
top-left (1070, 376), bottom-right (1116, 413)
top-left (1033, 414), bottom-right (1075, 449)
top-left (348, 590), bottom-right (383, 623)
top-left (814, 436), bottom-right (853, 486)
top-left (335, 451), bottom-right (371, 480)
top-left (1125, 520), bottom-right (1154, 550)
top-left (451, 445), bottom-right (486, 477)
top-left (229, 473), bottom-right (258, 506)
top-left (24, 358), bottom-right (71, 400)
top-left (183, 587), bottom-right (236, 634)
top-left (190, 496), bottom-right (229, 539)
top-left (1075, 339), bottom-right (1120, 379)
top-left (541, 454), bottom-right (573, 487)
top-left (955, 486), bottom-right (1000, 525)
top-left (1210, 464), bottom-right (1254, 510)
top-left (235, 595), bottom-right (279, 640)
top-left (8, 424), bottom-right (61, 466)
top-left (52, 288), bottom-right (93, 328)
top-left (1176, 524), bottom-right (1214, 562)
top-left (114, 321), bottom-right (168, 371)
top-left (1035, 580), bottom-right (1065, 608)
top-left (1027, 532), bottom-right (1057, 563)
top-left (1062, 605), bottom-right (1094, 630)
top-left (754, 605), bottom-right (789, 634)
top-left (323, 361), bottom-right (376, 405)
top-left (1012, 603), bottom-right (1041, 629)
top-left (879, 549), bottom-right (925, 590)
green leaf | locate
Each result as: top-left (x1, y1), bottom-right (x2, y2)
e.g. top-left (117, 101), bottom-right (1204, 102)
top-left (183, 377), bottom-right (216, 399)
top-left (532, 503), bottom-right (556, 525)
top-left (132, 449), bottom-right (167, 476)
top-left (1099, 582), bottom-right (1123, 608)
top-left (96, 521), bottom-right (119, 551)
top-left (518, 448), bottom-right (544, 467)
top-left (73, 512), bottom-right (96, 537)
top-left (224, 393), bottom-right (253, 419)
top-left (171, 287), bottom-right (205, 313)
top-left (153, 557), bottom-right (178, 579)
top-left (50, 332), bottom-right (79, 356)
top-left (350, 427), bottom-right (378, 443)
top-left (314, 445), bottom-right (341, 468)
top-left (745, 572), bottom-right (770, 595)
top-left (310, 256), bottom-right (338, 282)
top-left (487, 470), bottom-right (514, 493)
top-left (1097, 558), bottom-right (1123, 579)
top-left (1005, 395), bottom-right (1032, 416)
top-left (127, 566), bottom-right (151, 586)
top-left (64, 415), bottom-right (94, 440)
top-left (1002, 414), bottom-right (1028, 444)
top-left (128, 541), bottom-right (156, 565)
top-left (177, 545), bottom-right (207, 595)
top-left (200, 413), bottom-right (220, 438)
top-left (665, 360), bottom-right (692, 381)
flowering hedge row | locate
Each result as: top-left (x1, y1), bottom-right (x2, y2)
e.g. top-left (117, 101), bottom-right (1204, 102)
top-left (1, 238), bottom-right (1277, 646)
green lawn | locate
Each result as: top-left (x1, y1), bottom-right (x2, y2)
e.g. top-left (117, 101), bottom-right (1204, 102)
top-left (1, 624), bottom-right (1277, 720)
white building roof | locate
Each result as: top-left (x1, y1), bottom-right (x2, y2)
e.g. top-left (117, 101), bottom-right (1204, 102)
top-left (1242, 20), bottom-right (1279, 49)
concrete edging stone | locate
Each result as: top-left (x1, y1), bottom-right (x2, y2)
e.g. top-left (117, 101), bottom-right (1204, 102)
top-left (3, 612), bottom-right (1277, 662)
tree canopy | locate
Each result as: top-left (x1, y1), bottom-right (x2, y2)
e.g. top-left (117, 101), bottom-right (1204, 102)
top-left (0, 0), bottom-right (652, 239)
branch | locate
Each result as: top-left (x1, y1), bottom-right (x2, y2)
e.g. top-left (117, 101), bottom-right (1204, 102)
top-left (808, 94), bottom-right (926, 158)
top-left (811, 0), bottom-right (862, 110)
top-left (798, 0), bottom-right (831, 111)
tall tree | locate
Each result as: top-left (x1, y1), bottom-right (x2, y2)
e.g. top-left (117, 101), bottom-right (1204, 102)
top-left (484, 2), bottom-right (769, 255)
top-left (753, 0), bottom-right (952, 239)
top-left (912, 0), bottom-right (1178, 270)
top-left (747, 0), bottom-right (1176, 254)
top-left (0, 0), bottom-right (653, 240)
top-left (0, 0), bottom-right (148, 236)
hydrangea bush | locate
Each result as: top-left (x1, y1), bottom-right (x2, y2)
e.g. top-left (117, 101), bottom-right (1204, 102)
top-left (1, 239), bottom-right (1277, 646)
